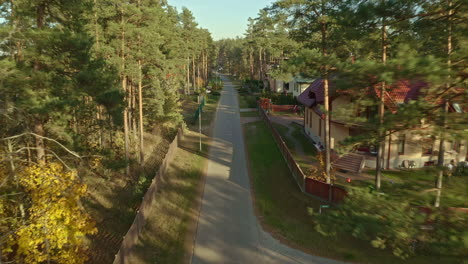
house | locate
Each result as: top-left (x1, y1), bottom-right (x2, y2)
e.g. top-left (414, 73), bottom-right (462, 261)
top-left (290, 75), bottom-right (315, 98)
top-left (266, 75), bottom-right (315, 95)
top-left (269, 79), bottom-right (289, 93)
top-left (297, 78), bottom-right (467, 169)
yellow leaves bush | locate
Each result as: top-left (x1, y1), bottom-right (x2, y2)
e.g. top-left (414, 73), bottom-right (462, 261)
top-left (6, 163), bottom-right (97, 264)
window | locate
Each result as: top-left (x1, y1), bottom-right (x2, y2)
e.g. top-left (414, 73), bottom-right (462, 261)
top-left (422, 139), bottom-right (434, 155)
top-left (452, 141), bottom-right (460, 152)
top-left (397, 135), bottom-right (405, 155)
top-left (305, 109), bottom-right (308, 125)
top-left (319, 118), bottom-right (322, 137)
top-left (309, 110), bottom-right (313, 128)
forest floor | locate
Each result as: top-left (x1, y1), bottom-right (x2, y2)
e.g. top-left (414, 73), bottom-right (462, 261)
top-left (125, 130), bottom-right (210, 263)
top-left (82, 93), bottom-right (220, 264)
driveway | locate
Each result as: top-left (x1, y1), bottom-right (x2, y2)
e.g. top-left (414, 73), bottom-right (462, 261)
top-left (191, 75), bottom-right (347, 264)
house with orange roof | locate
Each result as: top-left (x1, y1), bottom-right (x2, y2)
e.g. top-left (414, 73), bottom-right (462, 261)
top-left (297, 78), bottom-right (467, 169)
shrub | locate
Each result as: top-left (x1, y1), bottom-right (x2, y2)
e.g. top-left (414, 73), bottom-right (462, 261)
top-left (261, 90), bottom-right (297, 105)
top-left (314, 188), bottom-right (425, 259)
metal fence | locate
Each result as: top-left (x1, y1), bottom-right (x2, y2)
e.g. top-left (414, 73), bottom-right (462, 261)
top-left (113, 128), bottom-right (184, 264)
top-left (258, 106), bottom-right (347, 203)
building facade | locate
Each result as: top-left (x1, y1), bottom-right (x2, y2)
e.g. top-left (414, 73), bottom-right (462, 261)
top-left (299, 78), bottom-right (467, 169)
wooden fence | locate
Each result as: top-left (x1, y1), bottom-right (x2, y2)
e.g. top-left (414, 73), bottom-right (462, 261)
top-left (305, 178), bottom-right (347, 204)
top-left (113, 128), bottom-right (184, 264)
top-left (258, 106), bottom-right (305, 191)
top-left (258, 105), bottom-right (347, 203)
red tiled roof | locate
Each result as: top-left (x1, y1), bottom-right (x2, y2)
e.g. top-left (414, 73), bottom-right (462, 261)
top-left (298, 78), bottom-right (427, 112)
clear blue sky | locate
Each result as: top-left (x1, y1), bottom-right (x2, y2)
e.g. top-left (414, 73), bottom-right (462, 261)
top-left (168, 0), bottom-right (276, 40)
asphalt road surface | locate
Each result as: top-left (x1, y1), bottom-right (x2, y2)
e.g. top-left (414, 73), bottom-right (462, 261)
top-left (191, 76), bottom-right (346, 264)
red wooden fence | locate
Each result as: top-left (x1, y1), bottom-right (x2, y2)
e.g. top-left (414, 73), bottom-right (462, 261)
top-left (258, 105), bottom-right (347, 203)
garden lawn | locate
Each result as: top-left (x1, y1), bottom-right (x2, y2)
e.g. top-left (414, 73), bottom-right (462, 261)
top-left (348, 169), bottom-right (468, 208)
top-left (244, 120), bottom-right (461, 264)
top-left (271, 122), bottom-right (317, 171)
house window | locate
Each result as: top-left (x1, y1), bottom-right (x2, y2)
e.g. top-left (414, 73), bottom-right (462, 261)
top-left (305, 109), bottom-right (308, 126)
top-left (319, 118), bottom-right (322, 137)
top-left (422, 140), bottom-right (434, 155)
top-left (452, 141), bottom-right (460, 152)
top-left (397, 135), bottom-right (405, 155)
top-left (309, 110), bottom-right (313, 129)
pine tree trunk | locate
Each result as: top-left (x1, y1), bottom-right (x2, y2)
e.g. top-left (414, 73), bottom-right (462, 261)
top-left (192, 56), bottom-right (196, 91)
top-left (375, 15), bottom-right (387, 190)
top-left (250, 49), bottom-right (254, 80)
top-left (186, 59), bottom-right (190, 94)
top-left (197, 62), bottom-right (200, 89)
top-left (435, 101), bottom-right (449, 207)
top-left (204, 51), bottom-right (207, 84)
top-left (138, 60), bottom-right (144, 164)
top-left (321, 19), bottom-right (331, 184)
top-left (93, 0), bottom-right (99, 51)
top-left (435, 0), bottom-right (453, 207)
top-left (121, 7), bottom-right (130, 175)
top-left (259, 47), bottom-right (263, 81)
top-left (97, 105), bottom-right (103, 148)
top-left (33, 121), bottom-right (46, 165)
top-left (131, 83), bottom-right (137, 147)
top-left (33, 2), bottom-right (46, 165)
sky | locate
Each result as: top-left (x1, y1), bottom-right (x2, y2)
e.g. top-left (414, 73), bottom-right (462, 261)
top-left (168, 0), bottom-right (276, 40)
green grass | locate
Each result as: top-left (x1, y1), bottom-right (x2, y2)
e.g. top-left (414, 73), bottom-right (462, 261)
top-left (240, 111), bottom-right (259, 117)
top-left (126, 131), bottom-right (207, 264)
top-left (271, 122), bottom-right (317, 171)
top-left (244, 120), bottom-right (460, 264)
top-left (291, 123), bottom-right (317, 157)
top-left (355, 169), bottom-right (468, 208)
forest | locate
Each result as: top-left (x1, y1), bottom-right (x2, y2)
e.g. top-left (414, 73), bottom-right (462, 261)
top-left (0, 0), bottom-right (214, 263)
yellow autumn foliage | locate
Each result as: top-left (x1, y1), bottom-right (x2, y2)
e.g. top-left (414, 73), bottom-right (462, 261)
top-left (4, 163), bottom-right (97, 264)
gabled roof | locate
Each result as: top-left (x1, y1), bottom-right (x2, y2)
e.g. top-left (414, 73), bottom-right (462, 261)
top-left (293, 75), bottom-right (315, 84)
top-left (298, 77), bottom-right (427, 111)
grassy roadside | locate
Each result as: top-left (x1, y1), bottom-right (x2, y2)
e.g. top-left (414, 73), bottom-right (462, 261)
top-left (123, 92), bottom-right (220, 263)
top-left (243, 120), bottom-right (457, 264)
top-left (126, 131), bottom-right (209, 263)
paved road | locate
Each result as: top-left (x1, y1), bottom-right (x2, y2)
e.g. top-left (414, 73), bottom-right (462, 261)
top-left (191, 76), bottom-right (346, 264)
